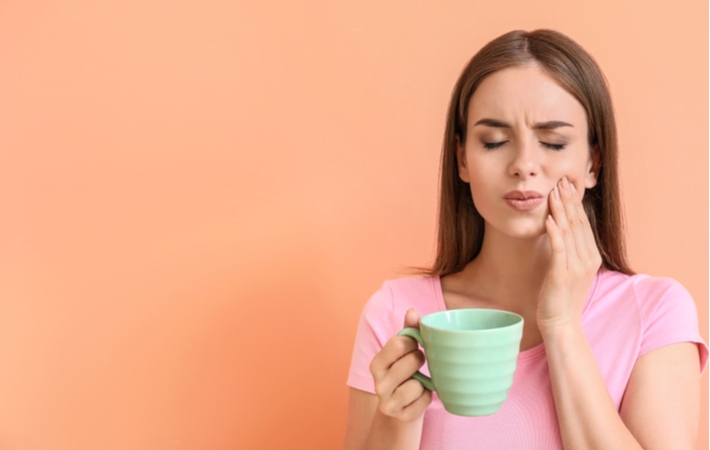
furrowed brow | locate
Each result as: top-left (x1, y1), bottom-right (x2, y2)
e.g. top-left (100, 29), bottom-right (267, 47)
top-left (473, 118), bottom-right (511, 128)
top-left (533, 121), bottom-right (573, 130)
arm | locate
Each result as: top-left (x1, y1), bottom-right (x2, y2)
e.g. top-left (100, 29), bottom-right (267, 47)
top-left (620, 342), bottom-right (700, 449)
top-left (543, 326), bottom-right (700, 450)
top-left (343, 388), bottom-right (425, 450)
top-left (342, 308), bottom-right (431, 450)
top-left (541, 178), bottom-right (701, 449)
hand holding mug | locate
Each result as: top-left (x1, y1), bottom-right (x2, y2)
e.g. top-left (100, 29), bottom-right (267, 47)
top-left (397, 308), bottom-right (524, 417)
top-left (369, 308), bottom-right (433, 422)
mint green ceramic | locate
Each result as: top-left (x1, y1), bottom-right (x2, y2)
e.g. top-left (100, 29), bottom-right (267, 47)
top-left (397, 308), bottom-right (523, 417)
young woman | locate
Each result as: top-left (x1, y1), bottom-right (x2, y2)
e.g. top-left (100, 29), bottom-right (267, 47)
top-left (342, 29), bottom-right (708, 450)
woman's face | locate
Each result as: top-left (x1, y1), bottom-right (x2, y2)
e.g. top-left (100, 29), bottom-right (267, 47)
top-left (457, 63), bottom-right (599, 240)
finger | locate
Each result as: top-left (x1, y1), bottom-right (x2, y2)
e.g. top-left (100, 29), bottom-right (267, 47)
top-left (398, 380), bottom-right (434, 421)
top-left (570, 183), bottom-right (601, 259)
top-left (572, 184), bottom-right (602, 268)
top-left (374, 350), bottom-right (426, 404)
top-left (370, 336), bottom-right (420, 381)
top-left (382, 349), bottom-right (426, 392)
top-left (569, 182), bottom-right (590, 226)
top-left (559, 177), bottom-right (589, 261)
top-left (385, 377), bottom-right (426, 413)
top-left (549, 180), bottom-right (578, 265)
top-left (398, 389), bottom-right (433, 422)
top-left (371, 308), bottom-right (423, 385)
top-left (545, 213), bottom-right (567, 271)
top-left (403, 307), bottom-right (421, 329)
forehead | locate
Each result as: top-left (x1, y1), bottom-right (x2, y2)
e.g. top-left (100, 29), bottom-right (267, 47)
top-left (467, 64), bottom-right (587, 127)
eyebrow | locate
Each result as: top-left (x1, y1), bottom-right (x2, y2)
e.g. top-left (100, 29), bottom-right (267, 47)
top-left (473, 118), bottom-right (574, 129)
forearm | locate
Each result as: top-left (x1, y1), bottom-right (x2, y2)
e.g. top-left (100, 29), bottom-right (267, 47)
top-left (364, 409), bottom-right (423, 450)
top-left (542, 323), bottom-right (642, 450)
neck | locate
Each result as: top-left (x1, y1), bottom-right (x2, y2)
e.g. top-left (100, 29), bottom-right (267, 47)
top-left (463, 228), bottom-right (551, 311)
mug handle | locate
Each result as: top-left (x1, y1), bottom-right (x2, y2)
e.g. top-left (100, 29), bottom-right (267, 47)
top-left (397, 327), bottom-right (435, 391)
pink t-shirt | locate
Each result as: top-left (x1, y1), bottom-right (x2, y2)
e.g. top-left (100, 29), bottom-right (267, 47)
top-left (347, 268), bottom-right (708, 449)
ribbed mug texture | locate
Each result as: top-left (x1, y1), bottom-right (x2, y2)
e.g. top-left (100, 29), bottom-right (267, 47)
top-left (420, 309), bottom-right (523, 416)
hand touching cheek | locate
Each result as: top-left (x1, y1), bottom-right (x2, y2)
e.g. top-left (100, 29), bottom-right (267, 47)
top-left (538, 177), bottom-right (602, 331)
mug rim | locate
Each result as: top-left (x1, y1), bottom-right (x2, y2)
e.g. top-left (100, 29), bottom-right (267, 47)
top-left (420, 308), bottom-right (523, 332)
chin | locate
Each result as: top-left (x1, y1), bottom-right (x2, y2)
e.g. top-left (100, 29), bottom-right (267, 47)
top-left (493, 219), bottom-right (548, 240)
top-left (509, 228), bottom-right (547, 240)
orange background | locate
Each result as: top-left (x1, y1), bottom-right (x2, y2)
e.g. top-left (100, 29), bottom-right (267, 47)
top-left (0, 1), bottom-right (707, 449)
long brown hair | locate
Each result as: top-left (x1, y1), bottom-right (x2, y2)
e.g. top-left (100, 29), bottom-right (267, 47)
top-left (426, 29), bottom-right (633, 277)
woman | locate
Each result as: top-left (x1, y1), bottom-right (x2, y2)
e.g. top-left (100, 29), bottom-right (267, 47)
top-left (342, 29), bottom-right (708, 450)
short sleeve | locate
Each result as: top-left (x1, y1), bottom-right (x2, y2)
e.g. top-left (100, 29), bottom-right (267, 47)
top-left (636, 277), bottom-right (708, 373)
top-left (346, 283), bottom-right (397, 393)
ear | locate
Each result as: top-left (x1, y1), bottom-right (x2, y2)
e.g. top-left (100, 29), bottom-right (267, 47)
top-left (584, 145), bottom-right (601, 189)
top-left (456, 136), bottom-right (471, 183)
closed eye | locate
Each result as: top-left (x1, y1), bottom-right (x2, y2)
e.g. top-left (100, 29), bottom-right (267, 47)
top-left (541, 142), bottom-right (566, 151)
top-left (483, 141), bottom-right (507, 149)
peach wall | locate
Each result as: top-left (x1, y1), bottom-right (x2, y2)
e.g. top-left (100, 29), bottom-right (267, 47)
top-left (0, 1), bottom-right (706, 449)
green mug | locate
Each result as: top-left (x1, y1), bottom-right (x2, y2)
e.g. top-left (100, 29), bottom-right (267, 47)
top-left (397, 308), bottom-right (524, 417)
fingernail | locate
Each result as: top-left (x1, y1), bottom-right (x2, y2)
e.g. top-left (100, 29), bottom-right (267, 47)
top-left (562, 176), bottom-right (570, 190)
top-left (570, 183), bottom-right (578, 194)
top-left (554, 186), bottom-right (560, 200)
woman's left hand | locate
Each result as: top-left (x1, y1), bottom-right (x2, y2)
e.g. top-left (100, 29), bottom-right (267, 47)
top-left (537, 176), bottom-right (602, 332)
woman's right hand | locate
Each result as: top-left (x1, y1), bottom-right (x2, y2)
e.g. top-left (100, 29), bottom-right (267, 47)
top-left (369, 307), bottom-right (433, 422)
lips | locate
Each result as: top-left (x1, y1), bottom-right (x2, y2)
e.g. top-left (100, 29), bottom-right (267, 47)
top-left (504, 190), bottom-right (543, 200)
top-left (503, 190), bottom-right (544, 211)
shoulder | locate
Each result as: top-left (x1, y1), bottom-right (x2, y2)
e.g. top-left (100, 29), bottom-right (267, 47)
top-left (587, 268), bottom-right (700, 338)
top-left (594, 268), bottom-right (693, 311)
top-left (628, 273), bottom-right (699, 331)
top-left (361, 275), bottom-right (443, 328)
top-left (629, 273), bottom-right (692, 304)
top-left (584, 268), bottom-right (707, 373)
top-left (595, 268), bottom-right (706, 366)
top-left (382, 275), bottom-right (441, 302)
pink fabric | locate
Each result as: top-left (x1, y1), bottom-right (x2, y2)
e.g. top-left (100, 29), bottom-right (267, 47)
top-left (347, 268), bottom-right (708, 450)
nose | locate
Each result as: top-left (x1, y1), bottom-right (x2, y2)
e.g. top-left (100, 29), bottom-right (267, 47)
top-left (508, 140), bottom-right (539, 179)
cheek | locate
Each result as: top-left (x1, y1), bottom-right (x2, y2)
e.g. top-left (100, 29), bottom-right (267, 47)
top-left (565, 176), bottom-right (588, 201)
top-left (467, 177), bottom-right (500, 216)
top-left (465, 164), bottom-right (493, 194)
top-left (552, 155), bottom-right (592, 192)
